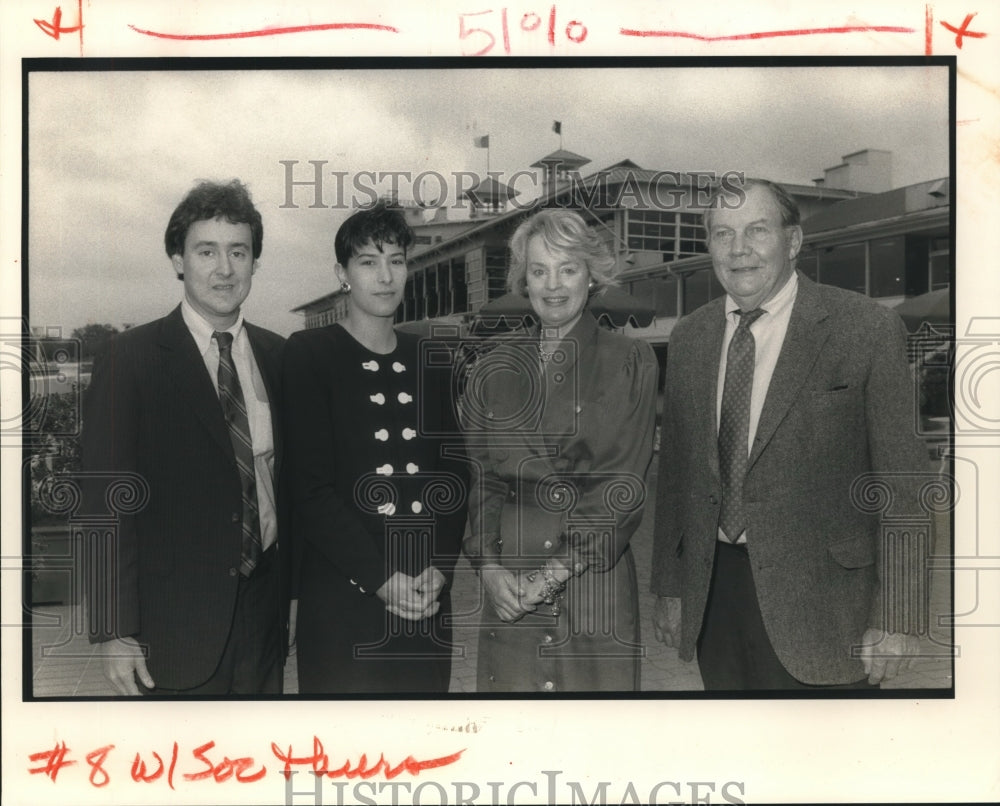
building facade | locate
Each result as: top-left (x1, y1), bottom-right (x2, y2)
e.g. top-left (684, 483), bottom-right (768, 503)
top-left (292, 148), bottom-right (951, 354)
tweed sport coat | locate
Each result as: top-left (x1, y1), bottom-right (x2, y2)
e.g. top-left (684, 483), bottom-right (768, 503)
top-left (651, 273), bottom-right (929, 685)
top-left (82, 305), bottom-right (289, 690)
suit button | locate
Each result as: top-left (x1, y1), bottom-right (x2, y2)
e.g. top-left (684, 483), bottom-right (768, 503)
top-left (708, 495), bottom-right (718, 505)
top-left (543, 634), bottom-right (553, 644)
top-left (229, 567), bottom-right (238, 577)
top-left (231, 512), bottom-right (240, 522)
top-left (543, 680), bottom-right (555, 691)
top-left (508, 489), bottom-right (516, 500)
top-left (543, 540), bottom-right (553, 550)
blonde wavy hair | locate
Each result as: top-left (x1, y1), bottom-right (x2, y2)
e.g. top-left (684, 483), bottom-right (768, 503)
top-left (507, 208), bottom-right (617, 296)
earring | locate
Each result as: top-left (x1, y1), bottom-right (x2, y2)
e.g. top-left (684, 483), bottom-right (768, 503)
top-left (588, 280), bottom-right (596, 290)
top-left (341, 281), bottom-right (351, 293)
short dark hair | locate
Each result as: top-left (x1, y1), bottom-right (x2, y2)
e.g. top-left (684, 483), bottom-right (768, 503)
top-left (703, 177), bottom-right (801, 233)
top-left (164, 179), bottom-right (264, 261)
top-left (335, 201), bottom-right (415, 266)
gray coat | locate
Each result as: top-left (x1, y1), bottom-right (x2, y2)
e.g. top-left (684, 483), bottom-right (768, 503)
top-left (463, 311), bottom-right (658, 692)
top-left (651, 273), bottom-right (930, 685)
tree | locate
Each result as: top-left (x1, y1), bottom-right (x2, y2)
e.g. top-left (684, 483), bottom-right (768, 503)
top-left (70, 323), bottom-right (119, 360)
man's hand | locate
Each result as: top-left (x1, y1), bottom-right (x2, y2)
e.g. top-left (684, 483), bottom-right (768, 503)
top-left (101, 636), bottom-right (154, 696)
top-left (481, 564), bottom-right (530, 622)
top-left (652, 596), bottom-right (682, 648)
top-left (376, 571), bottom-right (440, 621)
top-left (858, 628), bottom-right (921, 684)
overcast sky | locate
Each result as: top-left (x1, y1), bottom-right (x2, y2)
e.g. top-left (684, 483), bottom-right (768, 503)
top-left (28, 64), bottom-right (949, 338)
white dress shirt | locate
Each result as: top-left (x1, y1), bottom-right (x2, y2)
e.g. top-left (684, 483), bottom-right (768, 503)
top-left (181, 299), bottom-right (277, 550)
top-left (715, 272), bottom-right (798, 543)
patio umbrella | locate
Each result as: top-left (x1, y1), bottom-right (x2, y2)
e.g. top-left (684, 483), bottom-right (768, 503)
top-left (893, 288), bottom-right (952, 333)
top-left (474, 285), bottom-right (656, 333)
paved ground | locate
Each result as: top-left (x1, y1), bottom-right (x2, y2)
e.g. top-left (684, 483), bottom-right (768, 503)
top-left (30, 460), bottom-right (953, 697)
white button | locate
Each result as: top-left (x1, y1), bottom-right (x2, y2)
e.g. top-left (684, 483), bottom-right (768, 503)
top-left (374, 428), bottom-right (389, 441)
top-left (377, 502), bottom-right (396, 516)
top-left (397, 392), bottom-right (413, 404)
top-left (392, 362), bottom-right (406, 373)
top-left (543, 681), bottom-right (554, 691)
top-left (376, 463), bottom-right (394, 475)
top-left (362, 360), bottom-right (379, 372)
top-left (406, 462), bottom-right (419, 474)
top-left (350, 578), bottom-right (357, 586)
top-left (575, 405), bottom-right (582, 414)
top-left (543, 540), bottom-right (553, 550)
top-left (411, 501), bottom-right (423, 514)
top-left (370, 393), bottom-right (385, 405)
top-left (402, 428), bottom-right (416, 440)
top-left (359, 586), bottom-right (367, 594)
top-left (543, 634), bottom-right (553, 644)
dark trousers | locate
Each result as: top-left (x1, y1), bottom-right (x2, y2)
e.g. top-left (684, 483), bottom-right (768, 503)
top-left (697, 541), bottom-right (876, 691)
top-left (140, 546), bottom-right (283, 695)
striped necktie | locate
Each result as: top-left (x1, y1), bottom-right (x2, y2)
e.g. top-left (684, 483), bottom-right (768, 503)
top-left (718, 308), bottom-right (765, 543)
top-left (214, 331), bottom-right (262, 576)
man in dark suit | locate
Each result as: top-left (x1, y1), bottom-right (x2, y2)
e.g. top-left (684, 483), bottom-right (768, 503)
top-left (651, 178), bottom-right (929, 690)
top-left (83, 179), bottom-right (287, 695)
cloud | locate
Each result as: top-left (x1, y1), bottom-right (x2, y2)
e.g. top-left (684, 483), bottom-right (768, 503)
top-left (27, 64), bottom-right (949, 337)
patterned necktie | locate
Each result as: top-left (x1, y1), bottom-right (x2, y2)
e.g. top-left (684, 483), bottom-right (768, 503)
top-left (214, 331), bottom-right (262, 576)
top-left (718, 308), bottom-right (765, 543)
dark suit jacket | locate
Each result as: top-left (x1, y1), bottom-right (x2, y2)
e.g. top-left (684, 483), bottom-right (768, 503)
top-left (651, 274), bottom-right (929, 685)
top-left (82, 305), bottom-right (287, 690)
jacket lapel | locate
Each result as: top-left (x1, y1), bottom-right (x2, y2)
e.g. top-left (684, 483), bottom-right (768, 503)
top-left (690, 299), bottom-right (727, 482)
top-left (748, 274), bottom-right (831, 470)
top-left (157, 305), bottom-right (234, 460)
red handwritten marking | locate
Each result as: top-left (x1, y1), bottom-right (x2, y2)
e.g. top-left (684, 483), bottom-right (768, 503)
top-left (566, 19), bottom-right (587, 43)
top-left (940, 12), bottom-right (987, 48)
top-left (33, 6), bottom-right (82, 39)
top-left (28, 742), bottom-right (76, 781)
top-left (183, 741), bottom-right (265, 783)
top-left (34, 0), bottom-right (84, 53)
top-left (131, 743), bottom-right (178, 788)
top-left (619, 25), bottom-right (915, 41)
top-left (167, 741), bottom-right (178, 789)
top-left (127, 21), bottom-right (398, 41)
top-left (271, 737), bottom-right (464, 780)
top-left (926, 4), bottom-right (934, 55)
top-left (131, 750), bottom-right (165, 783)
top-left (85, 745), bottom-right (115, 788)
